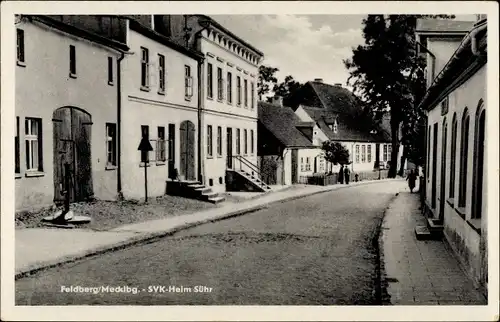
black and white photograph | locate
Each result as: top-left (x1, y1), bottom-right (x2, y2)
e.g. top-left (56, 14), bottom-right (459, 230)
top-left (1, 1), bottom-right (498, 321)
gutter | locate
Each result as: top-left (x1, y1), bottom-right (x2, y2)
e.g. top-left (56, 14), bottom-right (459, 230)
top-left (418, 21), bottom-right (487, 111)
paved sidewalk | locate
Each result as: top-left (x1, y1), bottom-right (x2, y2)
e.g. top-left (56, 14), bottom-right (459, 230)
top-left (16, 178), bottom-right (397, 277)
top-left (381, 190), bottom-right (487, 305)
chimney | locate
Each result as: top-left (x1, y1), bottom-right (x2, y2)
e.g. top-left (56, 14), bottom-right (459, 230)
top-left (314, 78), bottom-right (323, 83)
top-left (334, 83), bottom-right (342, 87)
top-left (272, 95), bottom-right (283, 107)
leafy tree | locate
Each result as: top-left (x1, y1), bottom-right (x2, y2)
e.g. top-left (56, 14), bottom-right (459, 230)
top-left (273, 75), bottom-right (305, 107)
top-left (344, 14), bottom-right (454, 177)
top-left (322, 141), bottom-right (350, 166)
top-left (258, 65), bottom-right (279, 101)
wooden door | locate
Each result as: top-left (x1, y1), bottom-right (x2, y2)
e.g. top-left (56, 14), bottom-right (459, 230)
top-left (180, 120), bottom-right (195, 180)
top-left (168, 124), bottom-right (176, 179)
top-left (226, 128), bottom-right (233, 169)
top-left (53, 107), bottom-right (93, 203)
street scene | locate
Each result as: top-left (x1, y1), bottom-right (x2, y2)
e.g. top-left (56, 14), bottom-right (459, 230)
top-left (8, 10), bottom-right (492, 314)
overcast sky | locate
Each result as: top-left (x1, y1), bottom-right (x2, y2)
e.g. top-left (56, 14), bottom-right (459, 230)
top-left (212, 14), bottom-right (478, 90)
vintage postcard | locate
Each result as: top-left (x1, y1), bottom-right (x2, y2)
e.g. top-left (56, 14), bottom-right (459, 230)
top-left (1, 1), bottom-right (498, 321)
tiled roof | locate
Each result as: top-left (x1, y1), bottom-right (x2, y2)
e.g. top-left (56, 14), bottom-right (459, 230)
top-left (308, 81), bottom-right (364, 116)
top-left (258, 102), bottom-right (315, 148)
top-left (416, 19), bottom-right (475, 33)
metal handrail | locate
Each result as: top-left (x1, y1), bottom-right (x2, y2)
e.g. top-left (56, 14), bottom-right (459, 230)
top-left (232, 155), bottom-right (273, 186)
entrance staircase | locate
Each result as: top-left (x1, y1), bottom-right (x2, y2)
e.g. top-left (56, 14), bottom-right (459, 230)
top-left (415, 209), bottom-right (444, 240)
top-left (226, 156), bottom-right (272, 193)
top-left (166, 180), bottom-right (225, 204)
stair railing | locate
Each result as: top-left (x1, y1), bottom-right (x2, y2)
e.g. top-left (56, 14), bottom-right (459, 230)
top-left (232, 155), bottom-right (272, 187)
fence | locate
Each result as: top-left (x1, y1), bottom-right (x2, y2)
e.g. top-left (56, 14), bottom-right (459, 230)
top-left (298, 169), bottom-right (390, 186)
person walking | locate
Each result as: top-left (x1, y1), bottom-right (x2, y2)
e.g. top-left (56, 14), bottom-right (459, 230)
top-left (344, 166), bottom-right (350, 185)
top-left (406, 169), bottom-right (417, 193)
top-left (338, 165), bottom-right (344, 184)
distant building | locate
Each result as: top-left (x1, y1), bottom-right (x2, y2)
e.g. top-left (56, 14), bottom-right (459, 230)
top-left (291, 80), bottom-right (394, 174)
top-left (257, 99), bottom-right (325, 185)
top-left (417, 16), bottom-right (487, 296)
top-left (14, 15), bottom-right (128, 211)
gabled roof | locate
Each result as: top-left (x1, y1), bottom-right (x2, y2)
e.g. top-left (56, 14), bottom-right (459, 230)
top-left (307, 81), bottom-right (364, 116)
top-left (416, 19), bottom-right (475, 33)
top-left (258, 102), bottom-right (315, 148)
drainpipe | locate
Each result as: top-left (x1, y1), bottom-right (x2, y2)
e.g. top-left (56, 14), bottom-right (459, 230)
top-left (117, 50), bottom-right (125, 200)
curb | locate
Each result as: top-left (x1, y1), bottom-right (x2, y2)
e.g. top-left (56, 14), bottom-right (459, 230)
top-left (15, 178), bottom-right (401, 280)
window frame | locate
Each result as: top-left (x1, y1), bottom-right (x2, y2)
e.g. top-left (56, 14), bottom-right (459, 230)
top-left (217, 67), bottom-right (224, 101)
top-left (207, 62), bottom-right (213, 99)
top-left (184, 65), bottom-right (193, 99)
top-left (107, 56), bottom-right (114, 85)
top-left (449, 113), bottom-right (458, 198)
top-left (69, 45), bottom-right (76, 78)
top-left (217, 126), bottom-right (222, 157)
top-left (244, 129), bottom-right (248, 155)
top-left (140, 47), bottom-right (150, 90)
top-left (367, 145), bottom-right (372, 163)
top-left (361, 145), bottom-right (366, 163)
top-left (227, 71), bottom-right (233, 104)
top-left (25, 117), bottom-right (43, 172)
top-left (458, 110), bottom-right (470, 208)
top-left (251, 81), bottom-right (255, 109)
top-left (17, 28), bottom-right (25, 66)
top-left (157, 126), bottom-right (166, 163)
top-left (236, 129), bottom-right (241, 155)
top-left (207, 125), bottom-right (213, 158)
top-left (236, 76), bottom-right (242, 106)
top-left (250, 129), bottom-right (254, 154)
top-left (355, 144), bottom-right (360, 163)
top-left (105, 123), bottom-right (117, 168)
top-left (158, 54), bottom-right (166, 94)
top-left (244, 79), bottom-right (248, 107)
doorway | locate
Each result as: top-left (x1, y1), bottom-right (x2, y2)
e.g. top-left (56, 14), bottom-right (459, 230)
top-left (52, 107), bottom-right (93, 203)
top-left (179, 120), bottom-right (195, 180)
top-left (226, 128), bottom-right (233, 169)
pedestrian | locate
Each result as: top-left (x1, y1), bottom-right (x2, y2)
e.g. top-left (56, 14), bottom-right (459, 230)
top-left (406, 169), bottom-right (417, 193)
top-left (338, 165), bottom-right (344, 184)
top-left (344, 166), bottom-right (350, 185)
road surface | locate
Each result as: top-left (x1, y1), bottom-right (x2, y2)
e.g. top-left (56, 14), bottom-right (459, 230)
top-left (16, 181), bottom-right (404, 305)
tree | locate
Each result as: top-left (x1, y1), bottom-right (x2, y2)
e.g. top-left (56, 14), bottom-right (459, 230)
top-left (344, 14), bottom-right (454, 178)
top-left (322, 141), bottom-right (350, 166)
top-left (273, 75), bottom-right (305, 107)
top-left (258, 65), bottom-right (279, 101)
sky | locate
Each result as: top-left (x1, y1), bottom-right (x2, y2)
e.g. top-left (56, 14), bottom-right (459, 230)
top-left (211, 14), bottom-right (478, 91)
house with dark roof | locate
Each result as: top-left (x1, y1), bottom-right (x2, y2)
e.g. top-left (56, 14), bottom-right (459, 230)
top-left (292, 80), bottom-right (395, 174)
top-left (258, 100), bottom-right (331, 185)
top-left (416, 16), bottom-right (487, 298)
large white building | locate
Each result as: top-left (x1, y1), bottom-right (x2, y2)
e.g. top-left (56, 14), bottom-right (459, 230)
top-left (417, 16), bottom-right (487, 297)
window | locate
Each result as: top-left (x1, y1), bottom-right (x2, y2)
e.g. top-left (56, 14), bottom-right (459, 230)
top-left (15, 117), bottom-right (20, 173)
top-left (217, 126), bottom-right (222, 156)
top-left (207, 63), bottom-right (213, 99)
top-left (244, 129), bottom-right (248, 155)
top-left (367, 145), bottom-right (372, 163)
top-left (17, 29), bottom-right (25, 65)
top-left (69, 45), bottom-right (76, 76)
top-left (250, 129), bottom-right (254, 154)
top-left (458, 111), bottom-right (470, 207)
top-left (355, 145), bottom-right (360, 163)
top-left (383, 144), bottom-right (389, 162)
top-left (158, 54), bottom-right (165, 94)
top-left (301, 157), bottom-right (304, 172)
top-left (157, 126), bottom-right (166, 162)
top-left (306, 157), bottom-right (311, 171)
top-left (105, 123), bottom-right (117, 166)
top-left (227, 72), bottom-right (233, 104)
top-left (207, 125), bottom-right (213, 157)
top-left (184, 65), bottom-right (193, 98)
top-left (107, 57), bottom-right (114, 85)
top-left (472, 109), bottom-right (485, 219)
top-left (361, 145), bottom-right (366, 163)
top-left (217, 67), bottom-right (224, 100)
top-left (251, 82), bottom-right (255, 109)
top-left (237, 76), bottom-right (242, 106)
top-left (140, 47), bottom-right (149, 88)
top-left (333, 120), bottom-right (338, 133)
top-left (236, 129), bottom-right (241, 155)
top-left (388, 144), bottom-right (392, 161)
top-left (449, 114), bottom-right (458, 198)
top-left (244, 79), bottom-right (248, 107)
top-left (25, 118), bottom-right (43, 171)
top-left (141, 125), bottom-right (149, 162)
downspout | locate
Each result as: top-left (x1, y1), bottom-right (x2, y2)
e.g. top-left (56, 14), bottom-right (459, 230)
top-left (117, 50), bottom-right (125, 200)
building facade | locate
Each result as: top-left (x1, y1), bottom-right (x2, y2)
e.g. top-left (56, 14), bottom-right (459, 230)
top-left (168, 15), bottom-right (264, 193)
top-left (417, 16), bottom-right (487, 295)
top-left (14, 15), bottom-right (128, 211)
